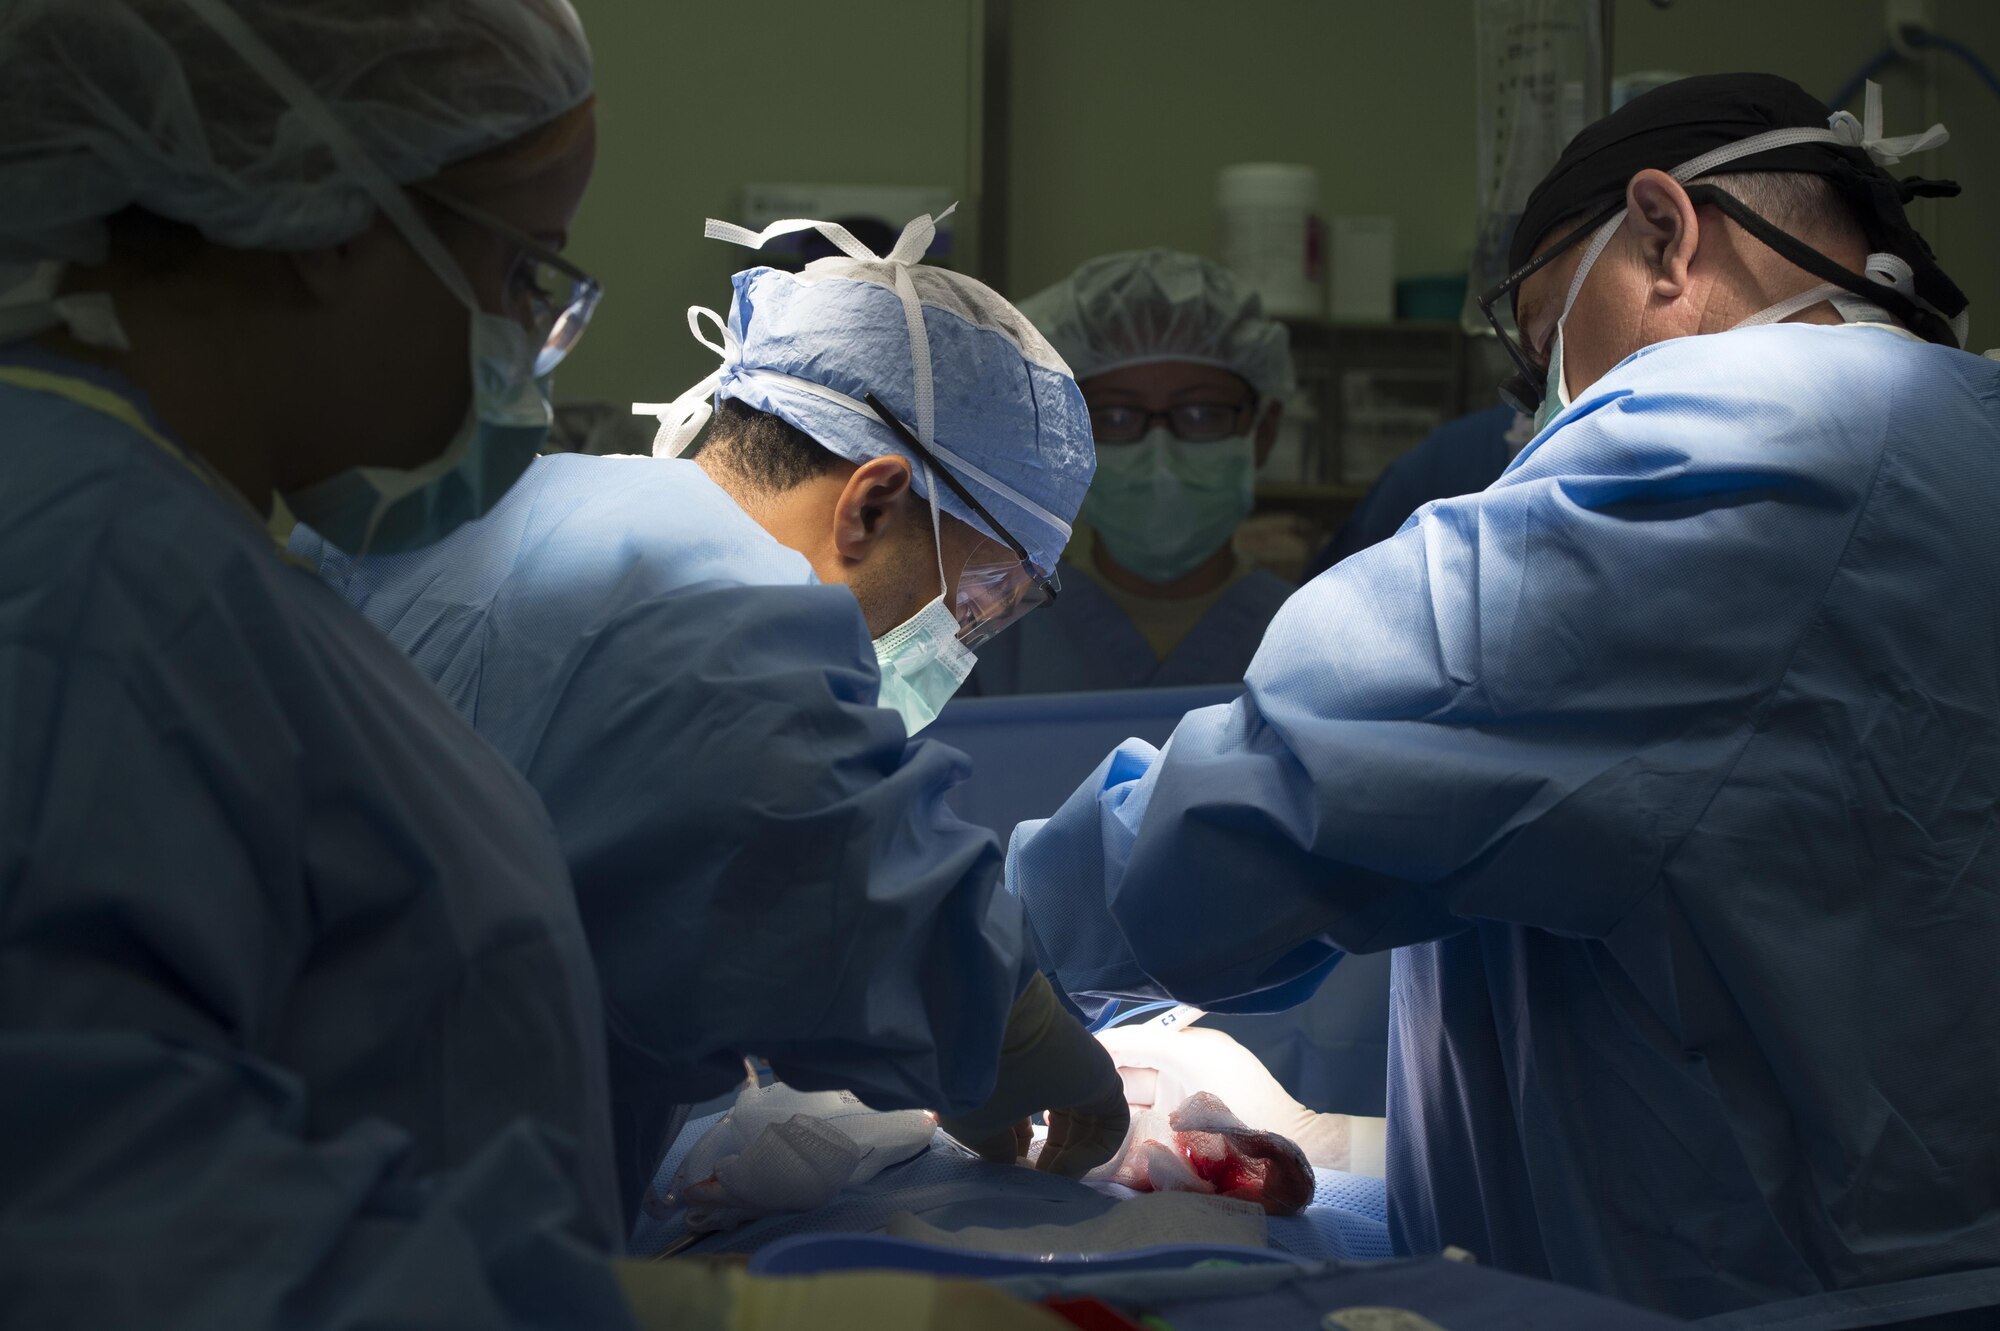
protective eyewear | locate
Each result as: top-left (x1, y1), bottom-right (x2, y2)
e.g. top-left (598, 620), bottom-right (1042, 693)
top-left (863, 392), bottom-right (1061, 650)
top-left (1089, 399), bottom-right (1256, 444)
top-left (1475, 202), bottom-right (1622, 416)
top-left (416, 186), bottom-right (603, 376)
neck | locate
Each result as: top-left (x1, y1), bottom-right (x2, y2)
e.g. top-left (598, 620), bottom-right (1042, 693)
top-left (1091, 532), bottom-right (1236, 600)
top-left (1703, 233), bottom-right (1872, 336)
top-left (1700, 281), bottom-right (1851, 335)
top-left (37, 314), bottom-right (278, 514)
top-left (699, 455), bottom-right (848, 584)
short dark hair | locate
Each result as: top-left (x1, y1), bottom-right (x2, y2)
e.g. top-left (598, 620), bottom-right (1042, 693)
top-left (691, 398), bottom-right (843, 494)
top-left (1705, 170), bottom-right (1866, 249)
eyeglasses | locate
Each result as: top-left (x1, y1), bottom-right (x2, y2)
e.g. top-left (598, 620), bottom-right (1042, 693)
top-left (863, 392), bottom-right (1061, 650)
top-left (1089, 400), bottom-right (1255, 444)
top-left (416, 185), bottom-right (603, 377)
top-left (1475, 202), bottom-right (1622, 416)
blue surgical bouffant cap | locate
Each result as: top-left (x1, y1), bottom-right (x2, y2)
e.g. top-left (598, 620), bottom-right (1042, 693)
top-left (638, 212), bottom-right (1095, 575)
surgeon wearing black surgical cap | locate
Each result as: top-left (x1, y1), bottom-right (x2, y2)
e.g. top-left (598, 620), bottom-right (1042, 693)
top-left (1005, 71), bottom-right (2000, 1329)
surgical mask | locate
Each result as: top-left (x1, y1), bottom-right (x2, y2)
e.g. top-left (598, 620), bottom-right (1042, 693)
top-left (872, 467), bottom-right (976, 735)
top-left (282, 308), bottom-right (552, 556)
top-left (1082, 429), bottom-right (1256, 584)
top-left (1527, 209), bottom-right (1620, 438)
top-left (1532, 324), bottom-right (1570, 435)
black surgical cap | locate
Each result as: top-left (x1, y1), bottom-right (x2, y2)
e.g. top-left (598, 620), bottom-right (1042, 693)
top-left (1513, 72), bottom-right (1965, 330)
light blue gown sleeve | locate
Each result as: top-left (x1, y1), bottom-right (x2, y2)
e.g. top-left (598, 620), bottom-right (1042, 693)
top-left (1011, 329), bottom-right (1880, 1016)
top-left (517, 579), bottom-right (1034, 1116)
top-left (0, 636), bottom-right (632, 1330)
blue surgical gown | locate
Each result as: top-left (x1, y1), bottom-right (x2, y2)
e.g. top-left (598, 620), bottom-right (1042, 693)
top-left (293, 454), bottom-right (1034, 1216)
top-left (0, 347), bottom-right (632, 1329)
top-left (1008, 324), bottom-right (2000, 1324)
top-left (1307, 404), bottom-right (1519, 577)
top-left (964, 562), bottom-right (1294, 694)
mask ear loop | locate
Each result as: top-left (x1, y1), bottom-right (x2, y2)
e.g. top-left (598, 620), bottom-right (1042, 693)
top-left (1544, 212), bottom-right (1624, 403)
top-left (917, 460), bottom-right (949, 601)
top-left (1558, 213), bottom-right (1625, 329)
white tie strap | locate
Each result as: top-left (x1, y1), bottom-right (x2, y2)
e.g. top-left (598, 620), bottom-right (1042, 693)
top-left (635, 204), bottom-right (961, 459)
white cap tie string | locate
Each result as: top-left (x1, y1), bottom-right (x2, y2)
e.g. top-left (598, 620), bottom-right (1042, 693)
top-left (635, 204), bottom-right (960, 460)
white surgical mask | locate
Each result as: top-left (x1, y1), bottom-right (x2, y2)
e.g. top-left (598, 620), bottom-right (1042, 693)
top-left (872, 466), bottom-right (975, 735)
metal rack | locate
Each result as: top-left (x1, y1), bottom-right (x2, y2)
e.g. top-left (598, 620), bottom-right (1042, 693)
top-left (1255, 318), bottom-right (1512, 539)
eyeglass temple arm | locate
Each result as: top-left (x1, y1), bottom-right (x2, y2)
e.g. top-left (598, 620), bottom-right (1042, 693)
top-left (862, 392), bottom-right (1036, 569)
top-left (413, 183), bottom-right (598, 289)
top-left (1477, 202), bottom-right (1626, 374)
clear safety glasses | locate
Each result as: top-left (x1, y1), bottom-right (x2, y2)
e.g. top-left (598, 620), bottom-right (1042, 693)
top-left (417, 185), bottom-right (603, 376)
top-left (864, 392), bottom-right (1061, 651)
top-left (1475, 201), bottom-right (1622, 416)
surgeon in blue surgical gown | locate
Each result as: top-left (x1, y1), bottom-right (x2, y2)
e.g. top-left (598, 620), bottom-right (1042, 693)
top-left (296, 214), bottom-right (1128, 1214)
top-left (1007, 74), bottom-right (2000, 1327)
top-left (0, 8), bottom-right (1070, 1331)
top-left (0, 3), bottom-right (640, 1326)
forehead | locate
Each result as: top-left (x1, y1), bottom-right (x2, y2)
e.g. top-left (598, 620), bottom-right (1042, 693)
top-left (1080, 360), bottom-right (1253, 402)
top-left (456, 111), bottom-right (599, 237)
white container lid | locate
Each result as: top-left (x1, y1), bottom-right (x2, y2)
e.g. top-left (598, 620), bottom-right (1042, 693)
top-left (1217, 162), bottom-right (1320, 208)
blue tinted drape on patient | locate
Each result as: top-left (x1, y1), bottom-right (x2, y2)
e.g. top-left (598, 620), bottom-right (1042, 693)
top-left (1009, 324), bottom-right (2000, 1322)
top-left (295, 455), bottom-right (1034, 1215)
top-left (0, 348), bottom-right (631, 1329)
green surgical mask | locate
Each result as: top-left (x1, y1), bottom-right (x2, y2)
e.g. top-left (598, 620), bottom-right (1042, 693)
top-left (1531, 323), bottom-right (1569, 436)
top-left (1082, 428), bottom-right (1256, 584)
top-left (871, 464), bottom-right (975, 735)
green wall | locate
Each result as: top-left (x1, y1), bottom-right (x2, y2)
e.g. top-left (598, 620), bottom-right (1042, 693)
top-left (1619, 0), bottom-right (1994, 349)
top-left (559, 0), bottom-right (1999, 411)
top-left (1008, 0), bottom-right (1997, 336)
top-left (557, 0), bottom-right (974, 407)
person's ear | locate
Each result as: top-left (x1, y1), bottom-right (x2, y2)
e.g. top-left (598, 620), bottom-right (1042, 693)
top-left (1253, 401), bottom-right (1284, 468)
top-left (1626, 168), bottom-right (1700, 301)
top-left (830, 454), bottom-right (915, 565)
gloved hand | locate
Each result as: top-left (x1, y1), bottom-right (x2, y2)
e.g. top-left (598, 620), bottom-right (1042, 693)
top-left (938, 973), bottom-right (1129, 1178)
top-left (1096, 1022), bottom-right (1386, 1176)
top-left (616, 1258), bottom-right (1071, 1330)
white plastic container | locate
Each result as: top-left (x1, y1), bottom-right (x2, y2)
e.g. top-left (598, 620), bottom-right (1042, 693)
top-left (1329, 215), bottom-right (1396, 322)
top-left (1217, 163), bottom-right (1323, 319)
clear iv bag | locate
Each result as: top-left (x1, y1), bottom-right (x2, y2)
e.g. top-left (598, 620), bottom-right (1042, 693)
top-left (1462, 0), bottom-right (1609, 334)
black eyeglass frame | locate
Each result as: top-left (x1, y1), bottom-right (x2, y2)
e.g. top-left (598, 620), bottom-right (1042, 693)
top-left (1475, 201), bottom-right (1624, 416)
top-left (862, 392), bottom-right (1059, 608)
top-left (1087, 398), bottom-right (1260, 445)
